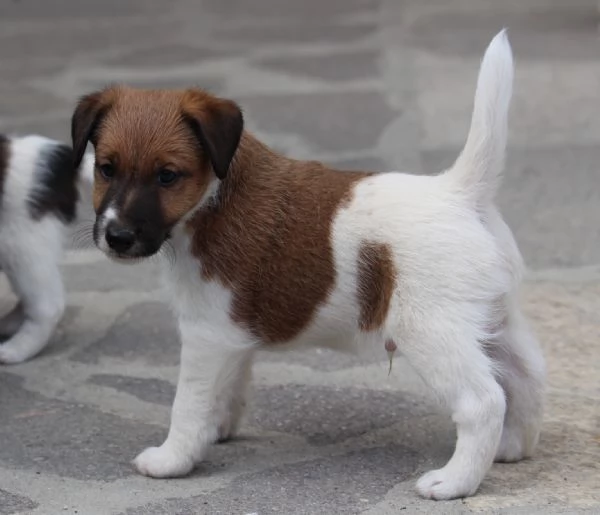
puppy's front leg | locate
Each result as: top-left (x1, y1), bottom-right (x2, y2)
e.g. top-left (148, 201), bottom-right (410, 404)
top-left (134, 322), bottom-right (253, 478)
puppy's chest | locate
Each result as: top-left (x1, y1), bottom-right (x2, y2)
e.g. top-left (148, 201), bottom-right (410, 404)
top-left (161, 247), bottom-right (233, 324)
top-left (161, 220), bottom-right (342, 344)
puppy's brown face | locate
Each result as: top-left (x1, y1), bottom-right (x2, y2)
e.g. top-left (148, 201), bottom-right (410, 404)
top-left (71, 86), bottom-right (243, 260)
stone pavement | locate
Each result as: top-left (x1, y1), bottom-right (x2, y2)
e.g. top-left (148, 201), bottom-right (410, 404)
top-left (1, 0), bottom-right (599, 513)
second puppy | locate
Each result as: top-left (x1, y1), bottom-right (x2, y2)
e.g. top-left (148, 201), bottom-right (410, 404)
top-left (0, 135), bottom-right (93, 363)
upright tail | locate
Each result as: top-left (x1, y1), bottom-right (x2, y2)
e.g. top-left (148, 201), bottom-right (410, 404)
top-left (447, 29), bottom-right (514, 208)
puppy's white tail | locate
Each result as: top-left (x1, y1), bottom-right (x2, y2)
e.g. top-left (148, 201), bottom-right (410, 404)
top-left (448, 29), bottom-right (514, 208)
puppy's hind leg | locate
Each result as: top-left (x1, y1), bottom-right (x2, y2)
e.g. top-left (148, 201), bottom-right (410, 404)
top-left (488, 295), bottom-right (545, 462)
top-left (392, 306), bottom-right (506, 500)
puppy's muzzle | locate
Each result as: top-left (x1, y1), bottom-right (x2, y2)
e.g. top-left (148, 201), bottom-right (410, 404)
top-left (105, 222), bottom-right (137, 254)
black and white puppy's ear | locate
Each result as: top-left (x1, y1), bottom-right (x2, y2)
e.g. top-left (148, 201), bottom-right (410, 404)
top-left (71, 88), bottom-right (116, 169)
top-left (180, 89), bottom-right (244, 180)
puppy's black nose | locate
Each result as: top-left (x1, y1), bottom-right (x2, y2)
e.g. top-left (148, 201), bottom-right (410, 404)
top-left (105, 223), bottom-right (136, 253)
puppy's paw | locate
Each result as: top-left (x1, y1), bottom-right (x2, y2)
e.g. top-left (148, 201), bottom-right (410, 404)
top-left (495, 433), bottom-right (525, 463)
top-left (495, 426), bottom-right (537, 462)
top-left (216, 397), bottom-right (247, 443)
top-left (133, 445), bottom-right (195, 478)
top-left (0, 344), bottom-right (31, 365)
top-left (416, 468), bottom-right (479, 500)
top-left (217, 418), bottom-right (234, 443)
top-left (216, 410), bottom-right (242, 443)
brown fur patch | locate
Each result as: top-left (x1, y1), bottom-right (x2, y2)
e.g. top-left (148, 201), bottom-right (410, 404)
top-left (189, 133), bottom-right (372, 343)
top-left (0, 134), bottom-right (8, 199)
top-left (357, 241), bottom-right (396, 331)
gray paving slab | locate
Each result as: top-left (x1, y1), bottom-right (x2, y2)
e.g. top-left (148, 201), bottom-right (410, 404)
top-left (0, 489), bottom-right (38, 515)
top-left (0, 0), bottom-right (599, 514)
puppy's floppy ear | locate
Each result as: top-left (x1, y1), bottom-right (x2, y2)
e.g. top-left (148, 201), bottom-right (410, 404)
top-left (181, 89), bottom-right (244, 180)
top-left (71, 88), bottom-right (114, 169)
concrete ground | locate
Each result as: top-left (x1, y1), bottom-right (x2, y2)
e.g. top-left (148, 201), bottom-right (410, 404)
top-left (1, 0), bottom-right (599, 513)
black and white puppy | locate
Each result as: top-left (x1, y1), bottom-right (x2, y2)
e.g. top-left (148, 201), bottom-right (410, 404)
top-left (0, 134), bottom-right (93, 364)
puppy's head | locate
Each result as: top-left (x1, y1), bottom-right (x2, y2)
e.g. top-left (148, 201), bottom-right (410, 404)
top-left (71, 86), bottom-right (243, 260)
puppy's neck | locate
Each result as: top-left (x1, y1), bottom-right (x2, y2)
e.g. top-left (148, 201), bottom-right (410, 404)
top-left (220, 132), bottom-right (285, 201)
top-left (191, 132), bottom-right (284, 218)
top-left (168, 132), bottom-right (281, 257)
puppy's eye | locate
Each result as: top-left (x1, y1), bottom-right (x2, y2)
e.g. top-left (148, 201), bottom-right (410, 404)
top-left (157, 169), bottom-right (179, 187)
top-left (98, 163), bottom-right (115, 180)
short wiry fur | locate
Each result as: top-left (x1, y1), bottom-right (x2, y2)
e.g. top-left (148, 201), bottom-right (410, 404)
top-left (0, 135), bottom-right (93, 364)
top-left (71, 31), bottom-right (545, 500)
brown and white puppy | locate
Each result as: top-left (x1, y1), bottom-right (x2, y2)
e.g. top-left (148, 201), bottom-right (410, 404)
top-left (70, 31), bottom-right (545, 500)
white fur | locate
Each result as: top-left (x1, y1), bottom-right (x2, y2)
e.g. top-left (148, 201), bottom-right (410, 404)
top-left (0, 137), bottom-right (94, 364)
top-left (129, 31), bottom-right (545, 500)
top-left (96, 205), bottom-right (117, 254)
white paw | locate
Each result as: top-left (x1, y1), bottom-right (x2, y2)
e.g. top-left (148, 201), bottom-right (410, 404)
top-left (217, 410), bottom-right (242, 443)
top-left (416, 467), bottom-right (480, 500)
top-left (0, 345), bottom-right (30, 365)
top-left (495, 425), bottom-right (537, 462)
top-left (217, 418), bottom-right (233, 443)
top-left (495, 434), bottom-right (524, 462)
top-left (216, 399), bottom-right (246, 443)
top-left (133, 445), bottom-right (195, 478)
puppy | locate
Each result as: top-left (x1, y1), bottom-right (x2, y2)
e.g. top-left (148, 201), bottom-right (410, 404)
top-left (70, 31), bottom-right (545, 500)
top-left (0, 135), bottom-right (93, 364)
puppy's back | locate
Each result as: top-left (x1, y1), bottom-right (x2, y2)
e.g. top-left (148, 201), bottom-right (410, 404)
top-left (0, 134), bottom-right (79, 224)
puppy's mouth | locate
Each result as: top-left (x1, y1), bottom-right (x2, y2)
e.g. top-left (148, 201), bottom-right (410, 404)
top-left (104, 249), bottom-right (153, 264)
top-left (102, 240), bottom-right (166, 263)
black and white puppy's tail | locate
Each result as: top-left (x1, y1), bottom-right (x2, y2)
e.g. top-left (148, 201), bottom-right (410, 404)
top-left (447, 29), bottom-right (514, 209)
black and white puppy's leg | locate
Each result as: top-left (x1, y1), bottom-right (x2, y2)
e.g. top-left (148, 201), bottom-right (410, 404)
top-left (0, 219), bottom-right (66, 364)
top-left (0, 134), bottom-right (92, 364)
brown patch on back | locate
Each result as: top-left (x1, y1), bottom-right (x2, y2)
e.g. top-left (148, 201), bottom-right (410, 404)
top-left (0, 134), bottom-right (9, 199)
top-left (189, 133), bottom-right (372, 343)
top-left (357, 241), bottom-right (396, 331)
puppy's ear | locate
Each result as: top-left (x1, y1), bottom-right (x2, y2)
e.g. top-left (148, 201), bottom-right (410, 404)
top-left (71, 89), bottom-right (114, 169)
top-left (181, 90), bottom-right (244, 180)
